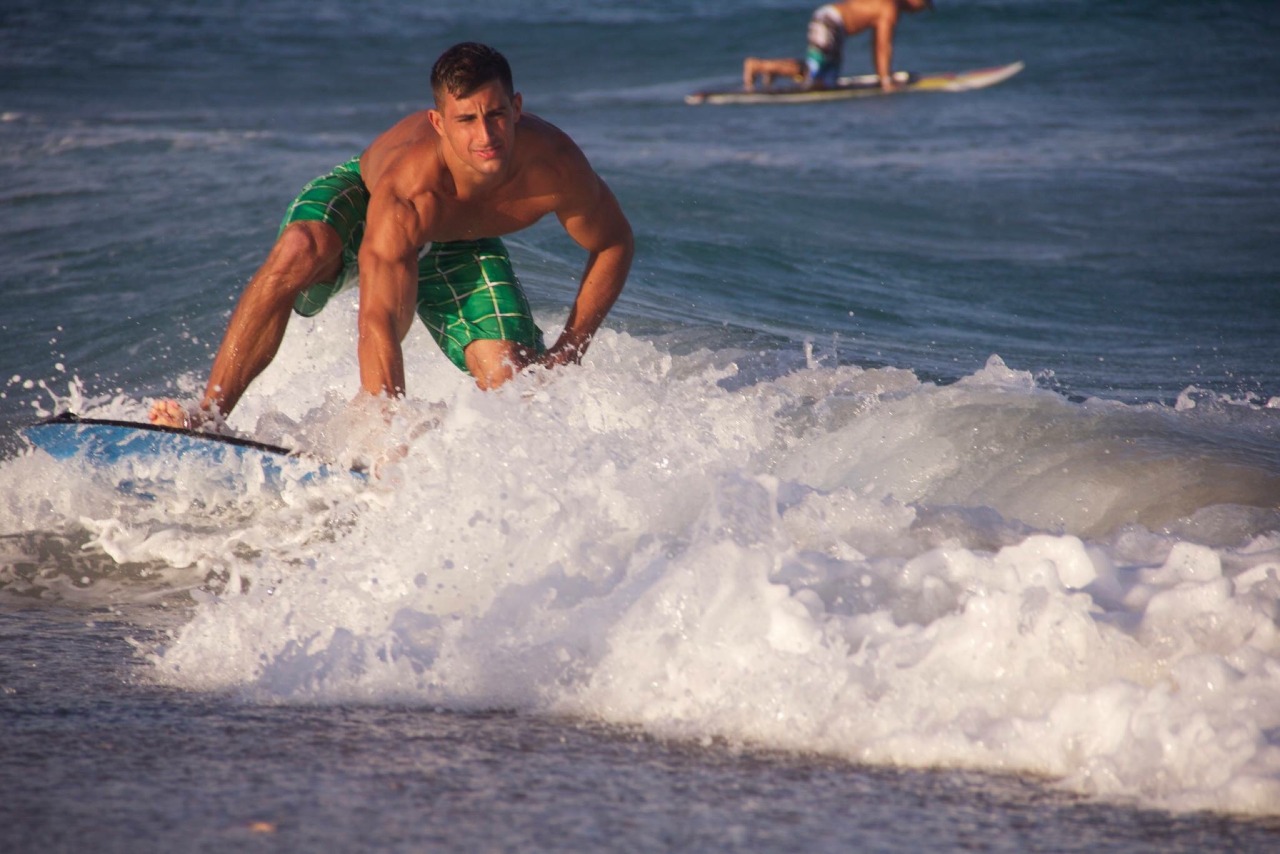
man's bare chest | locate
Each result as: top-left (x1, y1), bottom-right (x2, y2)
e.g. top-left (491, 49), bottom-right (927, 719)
top-left (425, 189), bottom-right (559, 243)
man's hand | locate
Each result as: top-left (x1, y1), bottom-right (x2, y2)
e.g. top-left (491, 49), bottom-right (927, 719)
top-left (540, 334), bottom-right (587, 370)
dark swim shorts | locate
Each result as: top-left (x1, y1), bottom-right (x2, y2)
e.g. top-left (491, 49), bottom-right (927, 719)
top-left (280, 158), bottom-right (544, 373)
top-left (804, 4), bottom-right (845, 87)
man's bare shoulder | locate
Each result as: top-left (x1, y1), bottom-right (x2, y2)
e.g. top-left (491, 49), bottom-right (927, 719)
top-left (514, 113), bottom-right (594, 182)
top-left (362, 112), bottom-right (440, 192)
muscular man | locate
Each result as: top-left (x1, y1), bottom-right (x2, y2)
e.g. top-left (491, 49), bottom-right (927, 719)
top-left (151, 42), bottom-right (633, 429)
top-left (743, 0), bottom-right (933, 92)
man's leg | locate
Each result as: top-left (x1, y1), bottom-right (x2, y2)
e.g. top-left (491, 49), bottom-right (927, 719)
top-left (463, 339), bottom-right (536, 390)
top-left (150, 220), bottom-right (343, 427)
top-left (743, 57), bottom-right (804, 90)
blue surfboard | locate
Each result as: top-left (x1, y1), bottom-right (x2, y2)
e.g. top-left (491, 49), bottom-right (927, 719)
top-left (22, 412), bottom-right (365, 490)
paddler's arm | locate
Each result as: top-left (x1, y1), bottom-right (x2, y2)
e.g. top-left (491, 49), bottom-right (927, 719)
top-left (873, 11), bottom-right (899, 91)
top-left (356, 191), bottom-right (422, 400)
top-left (545, 168), bottom-right (634, 368)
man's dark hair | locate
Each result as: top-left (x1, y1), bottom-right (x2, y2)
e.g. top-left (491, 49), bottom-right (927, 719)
top-left (431, 42), bottom-right (515, 105)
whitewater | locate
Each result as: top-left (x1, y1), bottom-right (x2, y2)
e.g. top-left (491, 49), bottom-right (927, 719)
top-left (7, 292), bottom-right (1278, 818)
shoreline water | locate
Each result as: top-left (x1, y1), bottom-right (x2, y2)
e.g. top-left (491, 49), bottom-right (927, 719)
top-left (5, 609), bottom-right (1280, 853)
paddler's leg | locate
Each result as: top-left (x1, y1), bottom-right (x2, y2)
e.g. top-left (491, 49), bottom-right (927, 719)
top-left (743, 57), bottom-right (804, 91)
top-left (149, 220), bottom-right (344, 429)
top-left (463, 339), bottom-right (537, 390)
top-left (150, 157), bottom-right (367, 429)
top-left (195, 220), bottom-right (345, 422)
top-left (415, 238), bottom-right (545, 391)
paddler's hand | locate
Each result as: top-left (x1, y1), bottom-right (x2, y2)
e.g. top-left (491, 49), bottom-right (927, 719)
top-left (541, 333), bottom-right (589, 369)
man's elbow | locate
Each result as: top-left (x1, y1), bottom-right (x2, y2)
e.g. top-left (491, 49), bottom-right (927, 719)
top-left (611, 218), bottom-right (636, 267)
top-left (617, 227), bottom-right (636, 268)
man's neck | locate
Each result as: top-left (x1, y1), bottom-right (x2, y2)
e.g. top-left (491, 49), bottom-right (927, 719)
top-left (439, 145), bottom-right (516, 202)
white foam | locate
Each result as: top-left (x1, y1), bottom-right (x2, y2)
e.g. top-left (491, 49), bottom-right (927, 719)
top-left (4, 297), bottom-right (1280, 816)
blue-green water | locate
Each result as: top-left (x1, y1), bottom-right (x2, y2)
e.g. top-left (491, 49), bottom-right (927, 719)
top-left (3, 1), bottom-right (1280, 849)
top-left (4, 0), bottom-right (1277, 413)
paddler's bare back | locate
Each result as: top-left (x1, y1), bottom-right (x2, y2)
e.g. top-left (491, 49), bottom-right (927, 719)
top-left (359, 111), bottom-right (582, 244)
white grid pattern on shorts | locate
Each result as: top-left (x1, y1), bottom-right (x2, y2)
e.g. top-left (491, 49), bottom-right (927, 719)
top-left (416, 242), bottom-right (534, 367)
top-left (280, 159), bottom-right (367, 243)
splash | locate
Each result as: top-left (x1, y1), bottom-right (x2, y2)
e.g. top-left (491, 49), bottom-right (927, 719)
top-left (4, 297), bottom-right (1280, 816)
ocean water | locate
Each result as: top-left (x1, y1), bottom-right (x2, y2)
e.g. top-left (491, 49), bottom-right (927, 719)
top-left (3, 0), bottom-right (1280, 849)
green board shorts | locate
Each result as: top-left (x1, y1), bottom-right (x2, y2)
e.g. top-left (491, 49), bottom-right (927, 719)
top-left (284, 156), bottom-right (368, 316)
top-left (282, 157), bottom-right (545, 373)
top-left (413, 238), bottom-right (545, 372)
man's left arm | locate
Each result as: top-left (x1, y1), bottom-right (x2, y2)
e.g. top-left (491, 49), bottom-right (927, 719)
top-left (546, 165), bottom-right (634, 368)
top-left (873, 12), bottom-right (900, 90)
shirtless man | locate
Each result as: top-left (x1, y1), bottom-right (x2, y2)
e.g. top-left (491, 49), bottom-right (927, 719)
top-left (743, 0), bottom-right (933, 92)
top-left (151, 42), bottom-right (633, 429)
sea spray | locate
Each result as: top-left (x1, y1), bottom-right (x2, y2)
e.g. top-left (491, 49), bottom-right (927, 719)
top-left (4, 298), bottom-right (1279, 814)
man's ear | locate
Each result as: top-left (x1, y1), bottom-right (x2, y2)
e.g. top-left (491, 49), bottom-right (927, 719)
top-left (512, 92), bottom-right (523, 121)
top-left (428, 109), bottom-right (444, 134)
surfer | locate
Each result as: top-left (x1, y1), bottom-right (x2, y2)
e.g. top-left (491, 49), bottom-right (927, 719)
top-left (742, 0), bottom-right (933, 92)
top-left (150, 42), bottom-right (633, 430)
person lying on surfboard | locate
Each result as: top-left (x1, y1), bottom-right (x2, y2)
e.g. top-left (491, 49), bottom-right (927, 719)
top-left (742, 0), bottom-right (933, 93)
top-left (150, 42), bottom-right (633, 431)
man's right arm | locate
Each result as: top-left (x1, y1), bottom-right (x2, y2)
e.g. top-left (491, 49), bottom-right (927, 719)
top-left (356, 190), bottom-right (422, 401)
top-left (873, 10), bottom-right (900, 90)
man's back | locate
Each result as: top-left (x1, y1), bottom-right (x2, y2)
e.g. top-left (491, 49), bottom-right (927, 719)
top-left (833, 0), bottom-right (894, 36)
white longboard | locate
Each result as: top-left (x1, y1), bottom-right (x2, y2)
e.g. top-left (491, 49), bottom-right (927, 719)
top-left (686, 61), bottom-right (1024, 105)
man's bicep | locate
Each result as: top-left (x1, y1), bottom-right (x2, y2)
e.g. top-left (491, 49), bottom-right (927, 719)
top-left (363, 193), bottom-right (421, 265)
top-left (359, 193), bottom-right (423, 337)
top-left (558, 172), bottom-right (631, 252)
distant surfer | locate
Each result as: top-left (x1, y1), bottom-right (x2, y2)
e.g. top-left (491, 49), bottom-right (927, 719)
top-left (150, 42), bottom-right (633, 430)
top-left (742, 0), bottom-right (934, 92)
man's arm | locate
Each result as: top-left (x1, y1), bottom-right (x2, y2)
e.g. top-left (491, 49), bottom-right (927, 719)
top-left (546, 164), bottom-right (634, 368)
top-left (357, 190), bottom-right (423, 400)
top-left (872, 10), bottom-right (900, 90)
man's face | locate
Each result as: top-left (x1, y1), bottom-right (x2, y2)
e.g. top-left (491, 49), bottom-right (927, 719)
top-left (431, 80), bottom-right (523, 179)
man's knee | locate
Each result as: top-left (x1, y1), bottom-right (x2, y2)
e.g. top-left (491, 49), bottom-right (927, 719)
top-left (267, 221), bottom-right (344, 285)
top-left (465, 339), bottom-right (532, 390)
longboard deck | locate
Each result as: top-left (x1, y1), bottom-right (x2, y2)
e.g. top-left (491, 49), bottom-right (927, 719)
top-left (685, 61), bottom-right (1024, 105)
top-left (22, 412), bottom-right (364, 488)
